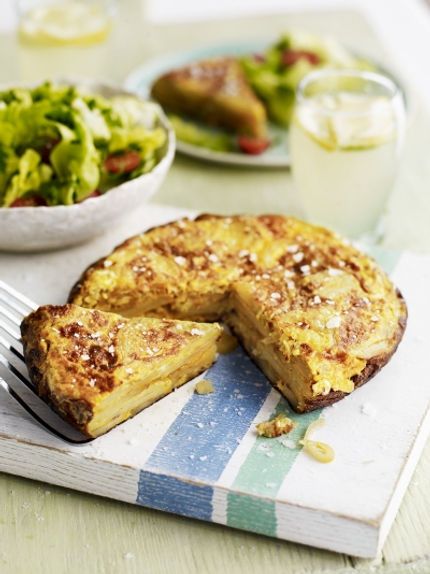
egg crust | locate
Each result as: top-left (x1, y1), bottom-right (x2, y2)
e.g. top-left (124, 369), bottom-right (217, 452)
top-left (69, 214), bottom-right (407, 412)
top-left (21, 304), bottom-right (221, 437)
top-left (151, 57), bottom-right (267, 138)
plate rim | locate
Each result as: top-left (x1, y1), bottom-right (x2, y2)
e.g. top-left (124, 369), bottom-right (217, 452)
top-left (124, 39), bottom-right (409, 168)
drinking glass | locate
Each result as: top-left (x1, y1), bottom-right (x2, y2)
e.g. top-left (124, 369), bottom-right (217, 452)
top-left (289, 69), bottom-right (405, 239)
top-left (17, 0), bottom-right (117, 46)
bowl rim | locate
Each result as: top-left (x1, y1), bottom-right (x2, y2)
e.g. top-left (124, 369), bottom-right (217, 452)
top-left (0, 77), bottom-right (175, 214)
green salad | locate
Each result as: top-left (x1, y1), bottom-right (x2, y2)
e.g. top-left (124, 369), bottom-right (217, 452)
top-left (241, 31), bottom-right (374, 128)
top-left (0, 82), bottom-right (167, 207)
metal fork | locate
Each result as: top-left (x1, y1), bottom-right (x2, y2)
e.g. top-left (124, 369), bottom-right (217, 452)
top-left (0, 280), bottom-right (92, 444)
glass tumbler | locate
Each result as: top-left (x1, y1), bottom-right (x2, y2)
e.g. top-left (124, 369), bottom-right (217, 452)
top-left (17, 0), bottom-right (117, 46)
top-left (289, 69), bottom-right (405, 239)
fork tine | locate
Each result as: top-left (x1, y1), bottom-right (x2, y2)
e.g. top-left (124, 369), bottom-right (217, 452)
top-left (0, 281), bottom-right (92, 444)
top-left (0, 350), bottom-right (36, 393)
top-left (0, 294), bottom-right (29, 324)
top-left (0, 302), bottom-right (24, 329)
top-left (0, 365), bottom-right (92, 444)
top-left (0, 319), bottom-right (24, 353)
top-left (0, 280), bottom-right (37, 313)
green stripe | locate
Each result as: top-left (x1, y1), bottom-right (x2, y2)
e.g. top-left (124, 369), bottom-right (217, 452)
top-left (226, 395), bottom-right (320, 535)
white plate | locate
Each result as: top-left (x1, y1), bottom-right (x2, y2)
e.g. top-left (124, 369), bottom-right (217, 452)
top-left (0, 79), bottom-right (175, 252)
top-left (125, 41), bottom-right (407, 168)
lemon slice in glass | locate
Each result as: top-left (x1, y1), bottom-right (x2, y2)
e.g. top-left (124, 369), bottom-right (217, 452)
top-left (19, 1), bottom-right (112, 46)
top-left (296, 92), bottom-right (396, 151)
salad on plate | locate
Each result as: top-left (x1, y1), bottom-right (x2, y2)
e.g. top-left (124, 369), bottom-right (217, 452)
top-left (147, 31), bottom-right (374, 159)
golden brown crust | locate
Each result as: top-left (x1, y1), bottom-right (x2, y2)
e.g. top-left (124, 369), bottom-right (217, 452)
top-left (21, 304), bottom-right (221, 436)
top-left (68, 214), bottom-right (408, 412)
top-left (296, 292), bottom-right (407, 412)
top-left (150, 57), bottom-right (267, 137)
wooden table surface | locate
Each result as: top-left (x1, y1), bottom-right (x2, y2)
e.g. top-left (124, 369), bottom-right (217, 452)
top-left (0, 2), bottom-right (429, 573)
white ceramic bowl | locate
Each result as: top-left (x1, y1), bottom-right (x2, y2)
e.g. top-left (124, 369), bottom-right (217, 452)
top-left (0, 80), bottom-right (175, 252)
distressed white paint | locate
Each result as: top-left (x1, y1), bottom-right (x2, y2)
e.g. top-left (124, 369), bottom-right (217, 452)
top-left (0, 204), bottom-right (429, 558)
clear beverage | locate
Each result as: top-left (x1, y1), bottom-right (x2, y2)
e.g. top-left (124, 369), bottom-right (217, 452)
top-left (290, 70), bottom-right (405, 239)
top-left (18, 0), bottom-right (116, 46)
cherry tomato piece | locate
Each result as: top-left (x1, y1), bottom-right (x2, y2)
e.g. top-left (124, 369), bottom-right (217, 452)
top-left (104, 151), bottom-right (141, 174)
top-left (10, 196), bottom-right (47, 208)
top-left (39, 138), bottom-right (60, 164)
top-left (237, 136), bottom-right (271, 155)
top-left (281, 49), bottom-right (321, 67)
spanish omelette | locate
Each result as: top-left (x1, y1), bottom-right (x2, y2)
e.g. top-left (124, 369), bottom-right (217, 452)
top-left (69, 214), bottom-right (407, 412)
top-left (151, 57), bottom-right (267, 138)
top-left (21, 304), bottom-right (221, 437)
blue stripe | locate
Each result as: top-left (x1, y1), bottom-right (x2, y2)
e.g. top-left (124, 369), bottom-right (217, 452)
top-left (137, 348), bottom-right (272, 517)
top-left (137, 471), bottom-right (213, 520)
top-left (142, 348), bottom-right (271, 482)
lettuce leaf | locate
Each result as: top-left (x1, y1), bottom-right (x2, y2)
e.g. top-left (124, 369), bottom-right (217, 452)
top-left (2, 149), bottom-right (52, 207)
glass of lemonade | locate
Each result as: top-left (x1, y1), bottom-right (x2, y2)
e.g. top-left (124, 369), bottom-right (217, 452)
top-left (17, 0), bottom-right (116, 46)
top-left (290, 69), bottom-right (405, 239)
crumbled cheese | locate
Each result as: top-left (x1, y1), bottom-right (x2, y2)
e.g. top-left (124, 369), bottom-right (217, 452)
top-left (103, 260), bottom-right (113, 268)
top-left (191, 328), bottom-right (205, 336)
top-left (287, 244), bottom-right (299, 253)
top-left (270, 292), bottom-right (281, 300)
top-left (174, 255), bottom-right (186, 266)
top-left (300, 264), bottom-right (311, 274)
top-left (208, 253), bottom-right (219, 263)
top-left (326, 316), bottom-right (341, 329)
top-left (312, 295), bottom-right (321, 305)
top-left (312, 380), bottom-right (331, 396)
top-left (292, 252), bottom-right (304, 263)
top-left (284, 269), bottom-right (295, 279)
top-left (370, 315), bottom-right (379, 322)
top-left (76, 321), bottom-right (83, 326)
top-left (328, 267), bottom-right (342, 276)
top-left (125, 367), bottom-right (134, 375)
top-left (238, 249), bottom-right (249, 257)
top-left (108, 345), bottom-right (115, 354)
top-left (88, 378), bottom-right (96, 387)
top-left (81, 354), bottom-right (90, 361)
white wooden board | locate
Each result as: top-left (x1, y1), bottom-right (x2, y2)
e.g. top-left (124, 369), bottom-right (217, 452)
top-left (0, 203), bottom-right (429, 558)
